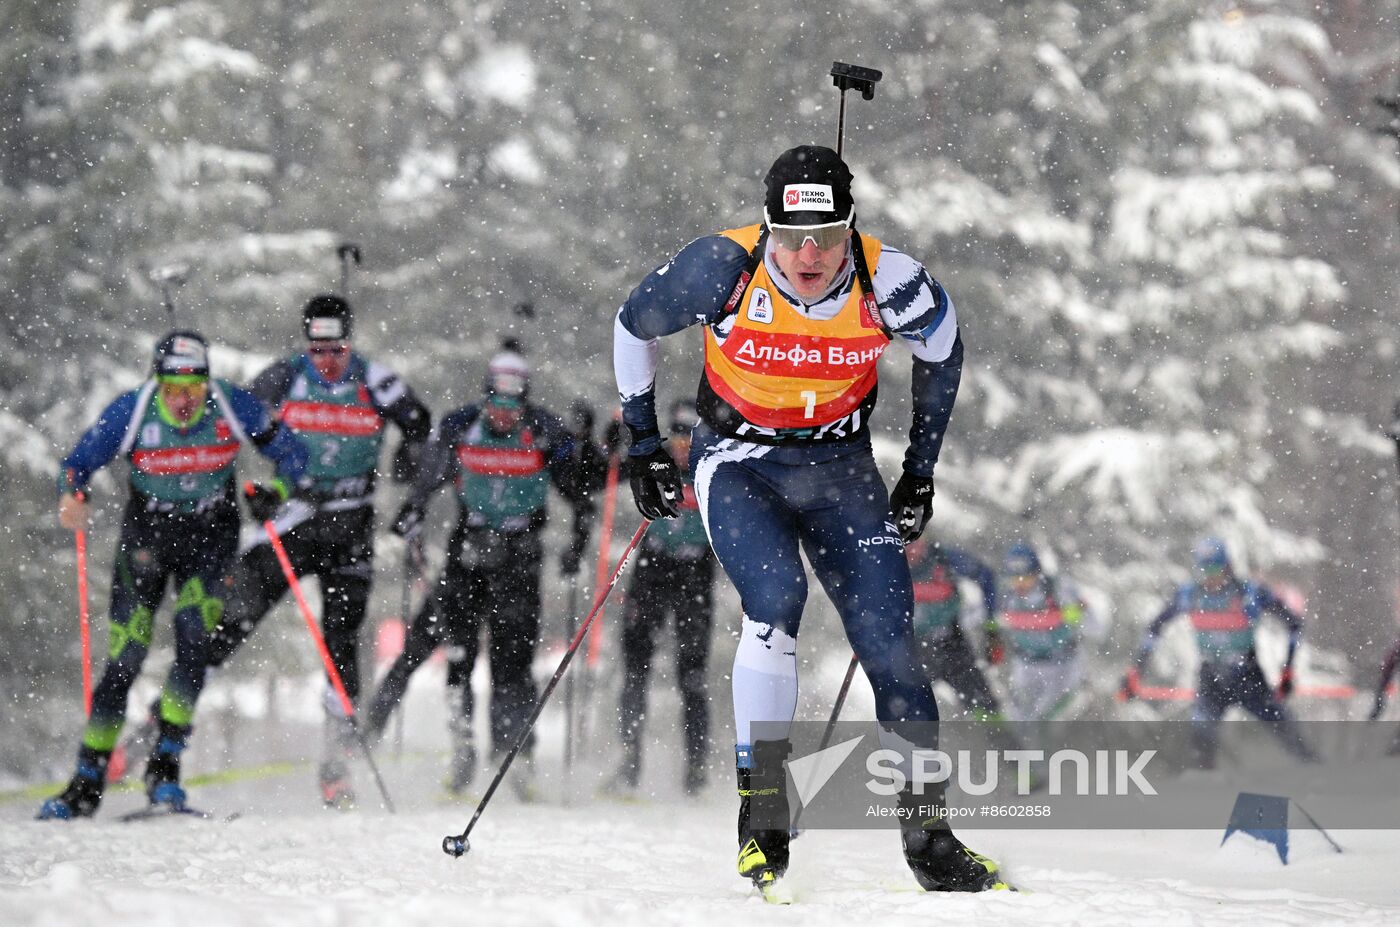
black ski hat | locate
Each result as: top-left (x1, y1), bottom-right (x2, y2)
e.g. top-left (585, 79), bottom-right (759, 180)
top-left (303, 293), bottom-right (352, 341)
top-left (763, 145), bottom-right (855, 226)
top-left (152, 330), bottom-right (211, 378)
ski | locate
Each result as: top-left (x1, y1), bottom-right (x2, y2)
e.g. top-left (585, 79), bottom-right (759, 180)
top-left (436, 788), bottom-right (481, 805)
top-left (753, 873), bottom-right (792, 905)
top-left (118, 803), bottom-right (238, 823)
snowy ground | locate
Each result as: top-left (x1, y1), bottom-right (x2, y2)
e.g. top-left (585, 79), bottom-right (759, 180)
top-left (5, 664), bottom-right (1400, 925)
top-left (4, 778), bottom-right (1400, 927)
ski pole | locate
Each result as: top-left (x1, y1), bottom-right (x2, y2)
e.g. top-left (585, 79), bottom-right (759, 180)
top-left (790, 652), bottom-right (860, 833)
top-left (562, 399), bottom-right (598, 778)
top-left (563, 559), bottom-right (581, 776)
top-left (585, 442), bottom-right (621, 669)
top-left (394, 533), bottom-right (424, 760)
top-left (577, 419), bottom-right (622, 751)
top-left (258, 514), bottom-right (396, 813)
top-left (443, 519), bottom-right (651, 858)
top-left (72, 491), bottom-right (92, 716)
top-left (817, 653), bottom-right (861, 752)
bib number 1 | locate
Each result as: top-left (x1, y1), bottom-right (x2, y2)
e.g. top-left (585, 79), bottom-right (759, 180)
top-left (800, 390), bottom-right (817, 419)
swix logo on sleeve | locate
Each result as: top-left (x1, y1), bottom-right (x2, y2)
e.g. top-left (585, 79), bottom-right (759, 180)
top-left (746, 288), bottom-right (773, 324)
top-left (782, 184), bottom-right (834, 212)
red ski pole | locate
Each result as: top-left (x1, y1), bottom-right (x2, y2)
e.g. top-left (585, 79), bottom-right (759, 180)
top-left (575, 431), bottom-right (622, 753)
top-left (256, 507), bottom-right (396, 813)
top-left (586, 443), bottom-right (622, 668)
top-left (73, 491), bottom-right (92, 716)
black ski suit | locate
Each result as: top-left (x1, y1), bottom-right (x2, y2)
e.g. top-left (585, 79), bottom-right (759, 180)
top-left (365, 402), bottom-right (604, 756)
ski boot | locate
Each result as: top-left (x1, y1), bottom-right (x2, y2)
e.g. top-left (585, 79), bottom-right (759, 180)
top-left (898, 786), bottom-right (1009, 892)
top-left (143, 720), bottom-right (192, 809)
top-left (144, 750), bottom-right (186, 809)
top-left (37, 751), bottom-right (110, 820)
top-left (320, 715), bottom-right (357, 810)
top-left (318, 758), bottom-right (357, 810)
top-left (736, 739), bottom-right (791, 894)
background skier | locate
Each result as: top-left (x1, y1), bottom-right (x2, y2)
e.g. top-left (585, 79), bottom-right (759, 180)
top-left (993, 541), bottom-right (1102, 747)
top-left (199, 294), bottom-right (430, 807)
top-left (904, 538), bottom-right (1007, 723)
top-left (366, 347), bottom-right (604, 796)
top-left (1122, 537), bottom-right (1315, 768)
top-left (607, 398), bottom-right (716, 797)
top-left (39, 331), bottom-right (307, 819)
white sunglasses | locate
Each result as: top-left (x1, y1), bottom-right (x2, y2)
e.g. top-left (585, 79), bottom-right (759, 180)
top-left (764, 207), bottom-right (854, 251)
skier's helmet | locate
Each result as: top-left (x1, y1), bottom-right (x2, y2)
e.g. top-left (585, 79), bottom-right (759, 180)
top-left (485, 348), bottom-right (530, 399)
top-left (1191, 537), bottom-right (1232, 577)
top-left (152, 330), bottom-right (211, 379)
top-left (303, 293), bottom-right (352, 342)
top-left (669, 398), bottom-right (701, 435)
top-left (1003, 541), bottom-right (1041, 577)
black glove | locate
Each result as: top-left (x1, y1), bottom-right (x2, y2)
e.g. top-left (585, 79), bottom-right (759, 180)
top-left (391, 503), bottom-right (425, 539)
top-left (1370, 691), bottom-right (1386, 722)
top-left (628, 446), bottom-right (683, 520)
top-left (888, 471), bottom-right (934, 542)
top-left (243, 481), bottom-right (286, 523)
top-left (603, 419), bottom-right (624, 455)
